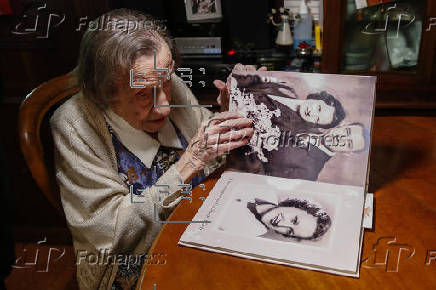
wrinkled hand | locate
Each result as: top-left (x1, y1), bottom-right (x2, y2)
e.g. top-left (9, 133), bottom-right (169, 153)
top-left (213, 64), bottom-right (267, 112)
top-left (176, 111), bottom-right (254, 182)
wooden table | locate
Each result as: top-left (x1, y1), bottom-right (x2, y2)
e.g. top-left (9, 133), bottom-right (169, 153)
top-left (139, 116), bottom-right (436, 290)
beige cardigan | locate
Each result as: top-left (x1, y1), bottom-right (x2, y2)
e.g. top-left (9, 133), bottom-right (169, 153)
top-left (50, 74), bottom-right (216, 289)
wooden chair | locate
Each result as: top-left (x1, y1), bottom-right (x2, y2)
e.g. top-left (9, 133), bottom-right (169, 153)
top-left (18, 70), bottom-right (79, 214)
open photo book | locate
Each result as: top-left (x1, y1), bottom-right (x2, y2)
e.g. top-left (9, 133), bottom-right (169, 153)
top-left (179, 71), bottom-right (376, 277)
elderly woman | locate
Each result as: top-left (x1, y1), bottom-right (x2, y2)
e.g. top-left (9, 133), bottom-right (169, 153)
top-left (50, 9), bottom-right (258, 290)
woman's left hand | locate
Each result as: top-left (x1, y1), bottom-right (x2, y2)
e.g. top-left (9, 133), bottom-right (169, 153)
top-left (213, 64), bottom-right (267, 112)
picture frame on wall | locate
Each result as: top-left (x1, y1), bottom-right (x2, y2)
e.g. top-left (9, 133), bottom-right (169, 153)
top-left (184, 0), bottom-right (222, 22)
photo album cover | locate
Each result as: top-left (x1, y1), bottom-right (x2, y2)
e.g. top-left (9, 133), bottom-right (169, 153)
top-left (179, 71), bottom-right (377, 277)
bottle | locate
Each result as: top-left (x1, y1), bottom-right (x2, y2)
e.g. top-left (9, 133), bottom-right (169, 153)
top-left (293, 0), bottom-right (313, 50)
top-left (276, 14), bottom-right (293, 46)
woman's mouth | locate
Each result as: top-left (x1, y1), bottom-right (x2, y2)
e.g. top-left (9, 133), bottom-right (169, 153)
top-left (151, 117), bottom-right (167, 124)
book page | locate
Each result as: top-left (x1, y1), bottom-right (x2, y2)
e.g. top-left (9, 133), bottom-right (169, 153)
top-left (180, 172), bottom-right (365, 275)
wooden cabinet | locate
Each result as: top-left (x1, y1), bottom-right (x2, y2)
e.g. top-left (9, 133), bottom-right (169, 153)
top-left (322, 0), bottom-right (436, 109)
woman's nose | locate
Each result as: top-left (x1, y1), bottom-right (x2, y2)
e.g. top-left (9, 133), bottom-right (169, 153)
top-left (155, 87), bottom-right (169, 104)
top-left (153, 88), bottom-right (170, 114)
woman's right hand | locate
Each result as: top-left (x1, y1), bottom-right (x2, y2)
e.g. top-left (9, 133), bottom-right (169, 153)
top-left (175, 111), bottom-right (254, 182)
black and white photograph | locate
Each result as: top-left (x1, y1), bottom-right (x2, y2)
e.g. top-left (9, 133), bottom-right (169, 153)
top-left (228, 71), bottom-right (376, 187)
top-left (179, 172), bottom-right (365, 276)
top-left (185, 0), bottom-right (222, 22)
top-left (216, 184), bottom-right (335, 248)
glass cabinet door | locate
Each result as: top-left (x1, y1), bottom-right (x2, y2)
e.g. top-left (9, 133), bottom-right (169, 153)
top-left (342, 0), bottom-right (426, 72)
